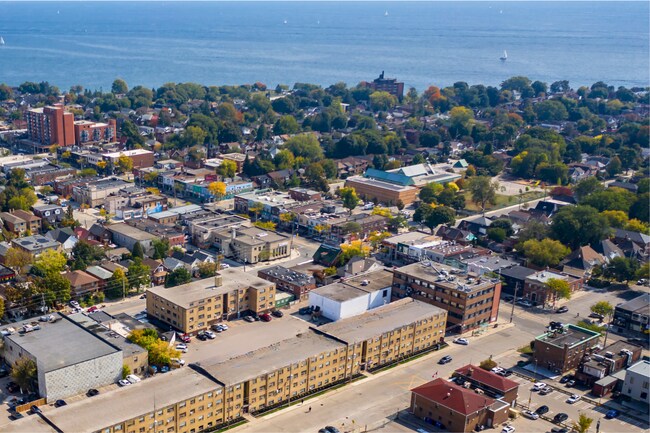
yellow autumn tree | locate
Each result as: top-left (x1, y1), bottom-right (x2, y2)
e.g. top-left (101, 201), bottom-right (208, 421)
top-left (208, 181), bottom-right (227, 200)
top-left (340, 240), bottom-right (370, 262)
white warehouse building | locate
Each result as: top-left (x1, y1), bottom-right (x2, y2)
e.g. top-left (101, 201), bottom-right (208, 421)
top-left (309, 269), bottom-right (393, 322)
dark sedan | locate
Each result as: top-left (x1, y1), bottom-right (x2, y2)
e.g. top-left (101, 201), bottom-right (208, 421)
top-left (553, 413), bottom-right (569, 423)
top-left (535, 405), bottom-right (549, 415)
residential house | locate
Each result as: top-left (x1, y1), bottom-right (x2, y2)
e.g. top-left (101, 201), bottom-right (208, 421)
top-left (32, 204), bottom-right (64, 226)
top-left (45, 227), bottom-right (78, 252)
top-left (63, 270), bottom-right (102, 298)
top-left (613, 293), bottom-right (650, 336)
top-left (11, 210), bottom-right (42, 234)
top-left (11, 235), bottom-right (61, 256)
top-left (523, 270), bottom-right (583, 307)
top-left (560, 246), bottom-right (606, 278)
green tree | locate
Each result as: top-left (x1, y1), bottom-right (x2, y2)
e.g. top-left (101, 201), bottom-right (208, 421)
top-left (37, 272), bottom-right (71, 306)
top-left (479, 358), bottom-right (497, 371)
top-left (581, 188), bottom-right (636, 213)
top-left (132, 242), bottom-right (145, 259)
top-left (468, 176), bottom-right (499, 214)
top-left (550, 205), bottom-right (610, 249)
top-left (573, 413), bottom-right (594, 433)
top-left (629, 193), bottom-right (650, 224)
top-left (285, 134), bottom-right (324, 162)
top-left (546, 278), bottom-right (571, 307)
top-left (106, 268), bottom-right (129, 299)
top-left (369, 91), bottom-right (397, 111)
top-left (217, 159), bottom-right (237, 178)
top-left (115, 155), bottom-right (134, 174)
top-left (122, 364), bottom-right (131, 380)
top-left (71, 240), bottom-right (106, 270)
top-left (590, 301), bottom-right (614, 319)
top-left (419, 182), bottom-right (444, 204)
top-left (111, 78), bottom-right (128, 94)
top-left (273, 115), bottom-right (300, 134)
top-left (127, 258), bottom-right (151, 292)
top-left (151, 239), bottom-right (170, 260)
top-left (4, 247), bottom-right (33, 275)
top-left (534, 100), bottom-right (569, 121)
top-left (197, 262), bottom-right (218, 278)
top-left (603, 257), bottom-right (639, 282)
top-left (606, 156), bottom-right (622, 177)
top-left (449, 106), bottom-right (474, 137)
top-left (487, 227), bottom-right (507, 242)
top-left (573, 177), bottom-right (604, 202)
top-left (165, 268), bottom-right (192, 287)
top-left (10, 358), bottom-right (37, 393)
top-left (32, 249), bottom-right (67, 276)
top-left (522, 238), bottom-right (571, 268)
top-left (424, 206), bottom-right (456, 233)
top-left (339, 187), bottom-right (360, 214)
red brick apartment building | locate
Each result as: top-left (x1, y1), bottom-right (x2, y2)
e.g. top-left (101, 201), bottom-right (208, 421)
top-left (74, 119), bottom-right (117, 145)
top-left (26, 104), bottom-right (75, 150)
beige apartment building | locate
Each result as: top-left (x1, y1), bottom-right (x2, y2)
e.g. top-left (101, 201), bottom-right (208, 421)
top-left (146, 268), bottom-right (276, 334)
top-left (4, 299), bottom-right (446, 433)
top-left (213, 226), bottom-right (290, 264)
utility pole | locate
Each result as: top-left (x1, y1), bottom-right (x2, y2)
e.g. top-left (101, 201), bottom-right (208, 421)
top-left (509, 283), bottom-right (519, 323)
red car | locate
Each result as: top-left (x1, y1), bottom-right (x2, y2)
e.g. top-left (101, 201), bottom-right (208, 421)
top-left (178, 333), bottom-right (191, 343)
top-left (87, 306), bottom-right (99, 313)
top-left (260, 313), bottom-right (272, 322)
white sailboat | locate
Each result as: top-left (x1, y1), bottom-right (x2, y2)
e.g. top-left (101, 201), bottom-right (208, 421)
top-left (0, 37), bottom-right (4, 46)
top-left (500, 50), bottom-right (507, 62)
top-left (385, 10), bottom-right (389, 16)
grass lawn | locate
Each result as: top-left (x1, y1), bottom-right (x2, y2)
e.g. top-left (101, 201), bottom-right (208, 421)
top-left (462, 190), bottom-right (546, 213)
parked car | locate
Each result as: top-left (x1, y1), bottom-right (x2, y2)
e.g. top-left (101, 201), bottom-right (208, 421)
top-left (217, 323), bottom-right (229, 330)
top-left (501, 370), bottom-right (513, 377)
top-left (522, 410), bottom-right (539, 420)
top-left (204, 330), bottom-right (216, 339)
top-left (553, 413), bottom-right (569, 423)
top-left (70, 300), bottom-right (80, 309)
top-left (196, 332), bottom-right (208, 341)
top-left (566, 380), bottom-right (576, 387)
top-left (438, 355), bottom-right (453, 365)
top-left (556, 306), bottom-right (568, 313)
top-left (175, 344), bottom-right (188, 353)
top-left (517, 300), bottom-right (533, 307)
top-left (29, 405), bottom-right (42, 415)
top-left (243, 316), bottom-right (255, 323)
top-left (87, 389), bottom-right (99, 397)
top-left (532, 382), bottom-right (547, 391)
top-left (588, 312), bottom-right (604, 320)
top-left (503, 296), bottom-right (514, 303)
top-left (260, 313), bottom-right (272, 322)
top-left (160, 366), bottom-right (170, 373)
top-left (550, 428), bottom-right (569, 433)
top-left (87, 306), bottom-right (99, 313)
top-left (324, 427), bottom-right (341, 433)
top-left (559, 375), bottom-right (573, 384)
top-left (299, 306), bottom-right (313, 315)
top-left (118, 379), bottom-right (131, 387)
top-left (54, 399), bottom-right (67, 408)
top-left (566, 394), bottom-right (581, 404)
top-left (605, 409), bottom-right (619, 419)
top-left (126, 374), bottom-right (141, 384)
top-left (539, 386), bottom-right (554, 395)
top-left (220, 263), bottom-right (230, 269)
top-left (272, 310), bottom-right (284, 318)
top-left (178, 334), bottom-right (191, 343)
top-left (491, 367), bottom-right (505, 375)
top-left (535, 405), bottom-right (549, 415)
top-left (501, 426), bottom-right (515, 433)
top-left (453, 338), bottom-right (469, 345)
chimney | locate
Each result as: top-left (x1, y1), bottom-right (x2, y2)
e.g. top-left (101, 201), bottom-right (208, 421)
top-left (214, 273), bottom-right (223, 287)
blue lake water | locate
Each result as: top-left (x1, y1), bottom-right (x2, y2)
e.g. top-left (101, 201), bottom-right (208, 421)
top-left (0, 1), bottom-right (648, 91)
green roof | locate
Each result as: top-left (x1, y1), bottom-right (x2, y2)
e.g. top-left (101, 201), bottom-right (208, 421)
top-left (364, 168), bottom-right (415, 186)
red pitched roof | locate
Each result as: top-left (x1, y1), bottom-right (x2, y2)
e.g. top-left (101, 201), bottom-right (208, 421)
top-left (454, 365), bottom-right (519, 392)
top-left (411, 378), bottom-right (494, 416)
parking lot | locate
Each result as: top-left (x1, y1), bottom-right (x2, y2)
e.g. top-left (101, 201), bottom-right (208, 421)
top-left (508, 374), bottom-right (648, 433)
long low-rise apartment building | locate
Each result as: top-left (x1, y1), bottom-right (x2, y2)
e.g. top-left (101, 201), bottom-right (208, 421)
top-left (146, 267), bottom-right (276, 334)
top-left (4, 298), bottom-right (445, 433)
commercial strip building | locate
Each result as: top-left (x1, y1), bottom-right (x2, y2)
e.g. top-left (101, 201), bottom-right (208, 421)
top-left (106, 222), bottom-right (158, 253)
top-left (4, 299), bottom-right (447, 433)
top-left (532, 324), bottom-right (601, 374)
top-left (146, 268), bottom-right (276, 334)
top-left (1, 313), bottom-right (122, 402)
top-left (392, 261), bottom-right (502, 333)
top-left (308, 269), bottom-right (393, 321)
top-left (410, 378), bottom-right (510, 433)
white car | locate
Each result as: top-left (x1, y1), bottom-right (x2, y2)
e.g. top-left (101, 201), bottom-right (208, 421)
top-left (204, 330), bottom-right (216, 339)
top-left (491, 367), bottom-right (505, 374)
top-left (175, 344), bottom-right (188, 353)
top-left (171, 358), bottom-right (185, 366)
top-left (217, 323), bottom-right (229, 330)
top-left (501, 425), bottom-right (515, 433)
top-left (221, 263), bottom-right (230, 269)
top-left (453, 338), bottom-right (469, 345)
top-left (532, 382), bottom-right (547, 391)
top-left (126, 374), bottom-right (141, 384)
top-left (117, 379), bottom-right (131, 387)
top-left (522, 410), bottom-right (539, 420)
top-left (567, 394), bottom-right (581, 404)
